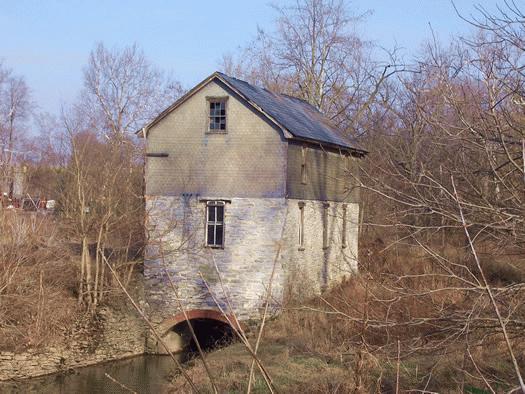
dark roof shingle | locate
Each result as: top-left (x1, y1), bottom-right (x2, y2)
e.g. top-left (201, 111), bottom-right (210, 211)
top-left (217, 72), bottom-right (363, 152)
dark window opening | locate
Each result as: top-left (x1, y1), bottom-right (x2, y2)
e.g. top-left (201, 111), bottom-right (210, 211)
top-left (298, 201), bottom-right (305, 250)
top-left (342, 204), bottom-right (347, 248)
top-left (209, 100), bottom-right (226, 131)
top-left (301, 146), bottom-right (307, 184)
top-left (206, 202), bottom-right (225, 247)
top-left (322, 202), bottom-right (330, 249)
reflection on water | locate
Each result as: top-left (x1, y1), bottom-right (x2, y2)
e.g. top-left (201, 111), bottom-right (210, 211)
top-left (1, 355), bottom-right (182, 394)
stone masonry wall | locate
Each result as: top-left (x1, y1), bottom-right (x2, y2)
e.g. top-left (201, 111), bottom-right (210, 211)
top-left (0, 306), bottom-right (146, 381)
top-left (145, 195), bottom-right (288, 326)
top-left (145, 195), bottom-right (359, 333)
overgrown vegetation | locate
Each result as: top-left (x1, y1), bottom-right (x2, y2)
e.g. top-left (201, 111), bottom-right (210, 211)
top-left (0, 212), bottom-right (77, 351)
top-left (0, 43), bottom-right (177, 348)
top-left (166, 231), bottom-right (523, 392)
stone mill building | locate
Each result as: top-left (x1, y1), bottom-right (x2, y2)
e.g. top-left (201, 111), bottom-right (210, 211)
top-left (140, 72), bottom-right (366, 352)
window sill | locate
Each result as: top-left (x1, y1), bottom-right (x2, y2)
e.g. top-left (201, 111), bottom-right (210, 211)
top-left (205, 130), bottom-right (228, 135)
top-left (206, 245), bottom-right (224, 249)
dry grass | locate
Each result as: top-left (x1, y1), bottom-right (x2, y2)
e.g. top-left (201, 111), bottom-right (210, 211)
top-left (0, 211), bottom-right (80, 351)
top-left (171, 232), bottom-right (525, 393)
top-left (171, 341), bottom-right (353, 393)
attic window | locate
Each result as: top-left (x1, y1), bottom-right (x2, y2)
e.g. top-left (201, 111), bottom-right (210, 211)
top-left (208, 98), bottom-right (227, 132)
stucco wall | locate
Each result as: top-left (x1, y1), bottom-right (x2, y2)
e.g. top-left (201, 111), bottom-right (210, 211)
top-left (145, 195), bottom-right (359, 332)
top-left (145, 80), bottom-right (287, 198)
top-left (281, 199), bottom-right (359, 298)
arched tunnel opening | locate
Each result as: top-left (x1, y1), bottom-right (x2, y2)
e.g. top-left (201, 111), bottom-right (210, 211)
top-left (166, 318), bottom-right (236, 361)
top-left (186, 318), bottom-right (235, 352)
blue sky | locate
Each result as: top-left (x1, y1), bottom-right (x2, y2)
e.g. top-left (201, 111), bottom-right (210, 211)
top-left (0, 0), bottom-right (500, 115)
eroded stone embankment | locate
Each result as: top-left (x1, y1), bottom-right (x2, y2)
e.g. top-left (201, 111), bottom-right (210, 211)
top-left (0, 306), bottom-right (146, 381)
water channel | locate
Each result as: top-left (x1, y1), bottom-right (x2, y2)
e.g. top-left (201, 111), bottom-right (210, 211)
top-left (1, 355), bottom-right (185, 393)
top-left (1, 318), bottom-right (235, 393)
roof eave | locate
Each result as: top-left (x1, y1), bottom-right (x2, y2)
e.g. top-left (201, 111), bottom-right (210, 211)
top-left (288, 136), bottom-right (368, 156)
top-left (137, 71), bottom-right (294, 139)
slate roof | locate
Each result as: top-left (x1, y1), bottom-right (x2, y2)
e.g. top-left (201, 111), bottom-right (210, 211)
top-left (217, 72), bottom-right (364, 152)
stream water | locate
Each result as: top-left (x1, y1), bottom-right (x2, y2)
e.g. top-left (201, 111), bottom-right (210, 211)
top-left (0, 355), bottom-right (183, 394)
top-left (1, 319), bottom-right (235, 393)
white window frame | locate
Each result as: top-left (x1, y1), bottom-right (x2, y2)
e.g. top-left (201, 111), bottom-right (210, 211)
top-left (207, 97), bottom-right (228, 132)
top-left (206, 201), bottom-right (225, 248)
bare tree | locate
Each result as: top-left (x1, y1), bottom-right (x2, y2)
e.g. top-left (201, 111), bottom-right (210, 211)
top-left (57, 108), bottom-right (144, 313)
top-left (53, 43), bottom-right (181, 313)
top-left (0, 63), bottom-right (31, 197)
top-left (81, 42), bottom-right (184, 143)
top-left (220, 0), bottom-right (398, 137)
top-left (348, 3), bottom-right (525, 391)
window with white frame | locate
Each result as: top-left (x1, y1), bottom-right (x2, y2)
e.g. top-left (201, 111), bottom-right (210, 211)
top-left (208, 99), bottom-right (227, 131)
top-left (206, 201), bottom-right (225, 247)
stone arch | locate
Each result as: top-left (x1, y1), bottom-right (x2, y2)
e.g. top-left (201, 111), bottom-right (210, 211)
top-left (158, 309), bottom-right (241, 336)
top-left (154, 309), bottom-right (241, 354)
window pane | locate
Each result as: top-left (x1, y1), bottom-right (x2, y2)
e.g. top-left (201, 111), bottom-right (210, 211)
top-left (209, 101), bottom-right (226, 131)
top-left (207, 224), bottom-right (215, 245)
top-left (208, 206), bottom-right (216, 221)
top-left (216, 205), bottom-right (224, 222)
top-left (215, 225), bottom-right (223, 246)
